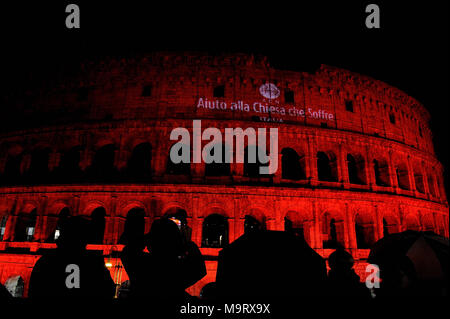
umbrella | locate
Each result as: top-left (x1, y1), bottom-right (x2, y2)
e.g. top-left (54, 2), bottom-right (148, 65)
top-left (215, 230), bottom-right (327, 297)
top-left (368, 230), bottom-right (448, 295)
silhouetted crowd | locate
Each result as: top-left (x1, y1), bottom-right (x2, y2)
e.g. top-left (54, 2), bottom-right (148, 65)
top-left (0, 214), bottom-right (447, 302)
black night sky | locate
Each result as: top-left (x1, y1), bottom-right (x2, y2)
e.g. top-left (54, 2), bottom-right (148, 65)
top-left (0, 1), bottom-right (448, 198)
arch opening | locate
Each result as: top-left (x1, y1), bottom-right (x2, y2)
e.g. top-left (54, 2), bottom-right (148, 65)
top-left (317, 151), bottom-right (338, 182)
top-left (281, 148), bottom-right (306, 181)
top-left (202, 213), bottom-right (228, 248)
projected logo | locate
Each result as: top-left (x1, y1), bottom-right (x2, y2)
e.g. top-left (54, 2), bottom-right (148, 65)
top-left (259, 83), bottom-right (280, 99)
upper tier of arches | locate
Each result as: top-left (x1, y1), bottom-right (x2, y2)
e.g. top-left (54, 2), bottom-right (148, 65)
top-left (0, 53), bottom-right (434, 154)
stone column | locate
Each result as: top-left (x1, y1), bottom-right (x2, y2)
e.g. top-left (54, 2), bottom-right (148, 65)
top-left (34, 196), bottom-right (48, 242)
top-left (48, 150), bottom-right (61, 172)
top-left (345, 204), bottom-right (357, 251)
top-left (312, 201), bottom-right (321, 249)
top-left (374, 205), bottom-right (384, 241)
top-left (115, 142), bottom-right (128, 173)
top-left (272, 153), bottom-right (282, 183)
top-left (234, 195), bottom-right (243, 239)
top-left (191, 195), bottom-right (201, 246)
top-left (406, 156), bottom-right (416, 195)
top-left (364, 146), bottom-right (374, 188)
top-left (105, 196), bottom-right (118, 244)
top-left (422, 166), bottom-right (430, 199)
top-left (388, 151), bottom-right (398, 191)
top-left (339, 144), bottom-right (349, 188)
top-left (20, 154), bottom-right (32, 174)
top-left (80, 148), bottom-right (93, 171)
top-left (191, 162), bottom-right (205, 183)
top-left (307, 136), bottom-right (318, 186)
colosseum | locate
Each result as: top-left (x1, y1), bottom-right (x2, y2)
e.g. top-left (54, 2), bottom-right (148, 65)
top-left (0, 52), bottom-right (448, 297)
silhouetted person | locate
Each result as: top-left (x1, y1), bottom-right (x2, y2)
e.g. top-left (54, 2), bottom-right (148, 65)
top-left (120, 217), bottom-right (206, 300)
top-left (326, 248), bottom-right (371, 298)
top-left (28, 216), bottom-right (115, 298)
top-left (216, 230), bottom-right (327, 298)
top-left (119, 208), bottom-right (145, 245)
top-left (0, 282), bottom-right (12, 300)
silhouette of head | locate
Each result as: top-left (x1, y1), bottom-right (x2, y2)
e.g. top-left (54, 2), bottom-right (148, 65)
top-left (328, 248), bottom-right (354, 271)
top-left (147, 218), bottom-right (184, 257)
top-left (120, 208), bottom-right (145, 245)
top-left (56, 216), bottom-right (90, 251)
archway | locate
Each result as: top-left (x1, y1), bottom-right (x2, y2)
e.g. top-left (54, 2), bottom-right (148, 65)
top-left (405, 214), bottom-right (420, 231)
top-left (167, 144), bottom-right (190, 175)
top-left (202, 213), bottom-right (228, 248)
top-left (244, 145), bottom-right (269, 178)
top-left (205, 143), bottom-right (231, 177)
top-left (321, 212), bottom-right (345, 248)
top-left (396, 162), bottom-right (410, 190)
top-left (127, 143), bottom-right (152, 181)
top-left (46, 207), bottom-right (71, 242)
top-left (373, 158), bottom-right (390, 186)
top-left (56, 146), bottom-right (82, 182)
top-left (317, 151), bottom-right (338, 182)
top-left (347, 153), bottom-right (366, 185)
top-left (4, 275), bottom-right (24, 298)
top-left (89, 144), bottom-right (118, 182)
top-left (281, 148), bottom-right (306, 180)
top-left (354, 213), bottom-right (375, 248)
top-left (382, 214), bottom-right (399, 237)
top-left (284, 210), bottom-right (310, 245)
top-left (14, 208), bottom-right (37, 242)
top-left (413, 167), bottom-right (425, 193)
top-left (27, 148), bottom-right (51, 182)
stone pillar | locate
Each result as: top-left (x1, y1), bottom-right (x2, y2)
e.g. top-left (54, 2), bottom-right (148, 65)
top-left (312, 201), bottom-right (321, 249)
top-left (34, 196), bottom-right (48, 242)
top-left (273, 153), bottom-right (282, 183)
top-left (388, 151), bottom-right (398, 191)
top-left (48, 150), bottom-right (61, 172)
top-left (398, 205), bottom-right (406, 232)
top-left (191, 195), bottom-right (201, 246)
top-left (307, 136), bottom-right (318, 185)
top-left (72, 194), bottom-right (81, 216)
top-left (437, 174), bottom-right (447, 202)
top-left (20, 154), bottom-right (31, 174)
top-left (105, 196), bottom-right (118, 244)
top-left (115, 143), bottom-right (128, 173)
top-left (406, 156), bottom-right (416, 194)
top-left (364, 146), bottom-right (374, 188)
top-left (192, 162), bottom-right (205, 183)
top-left (345, 204), bottom-right (357, 251)
top-left (422, 166), bottom-right (430, 199)
top-left (374, 205), bottom-right (384, 241)
top-left (80, 149), bottom-right (93, 171)
top-left (234, 195), bottom-right (243, 239)
top-left (305, 220), bottom-right (315, 248)
top-left (339, 144), bottom-right (349, 188)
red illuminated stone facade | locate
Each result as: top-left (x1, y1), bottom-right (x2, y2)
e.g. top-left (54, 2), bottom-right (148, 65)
top-left (0, 52), bottom-right (448, 297)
